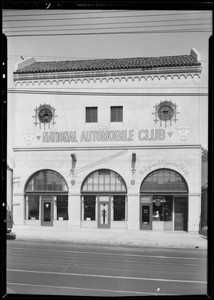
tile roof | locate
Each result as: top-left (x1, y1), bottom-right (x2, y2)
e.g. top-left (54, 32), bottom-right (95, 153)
top-left (14, 54), bottom-right (201, 74)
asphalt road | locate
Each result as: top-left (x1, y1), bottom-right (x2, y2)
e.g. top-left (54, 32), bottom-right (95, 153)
top-left (7, 240), bottom-right (207, 297)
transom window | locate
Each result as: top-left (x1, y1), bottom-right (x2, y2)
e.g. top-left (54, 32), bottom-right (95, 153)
top-left (25, 170), bottom-right (68, 192)
top-left (81, 169), bottom-right (127, 192)
top-left (140, 169), bottom-right (188, 192)
top-left (111, 106), bottom-right (123, 122)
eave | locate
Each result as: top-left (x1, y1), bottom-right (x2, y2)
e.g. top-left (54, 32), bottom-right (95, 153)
top-left (13, 65), bottom-right (202, 82)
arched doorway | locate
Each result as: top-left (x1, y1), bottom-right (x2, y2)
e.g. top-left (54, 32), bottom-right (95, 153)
top-left (81, 169), bottom-right (127, 229)
top-left (140, 169), bottom-right (188, 231)
top-left (25, 170), bottom-right (69, 226)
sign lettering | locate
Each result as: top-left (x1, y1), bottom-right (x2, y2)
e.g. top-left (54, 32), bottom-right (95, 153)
top-left (41, 129), bottom-right (170, 143)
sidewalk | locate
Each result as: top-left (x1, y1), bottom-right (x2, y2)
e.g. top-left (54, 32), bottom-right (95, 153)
top-left (10, 225), bottom-right (207, 250)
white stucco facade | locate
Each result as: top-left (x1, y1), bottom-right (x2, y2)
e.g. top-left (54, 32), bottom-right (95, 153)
top-left (11, 49), bottom-right (205, 233)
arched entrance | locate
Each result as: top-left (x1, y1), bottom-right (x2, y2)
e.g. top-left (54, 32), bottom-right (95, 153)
top-left (25, 170), bottom-right (69, 226)
top-left (140, 169), bottom-right (188, 231)
top-left (81, 169), bottom-right (127, 229)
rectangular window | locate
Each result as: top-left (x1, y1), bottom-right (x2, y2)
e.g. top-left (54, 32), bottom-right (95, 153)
top-left (113, 196), bottom-right (125, 221)
top-left (28, 195), bottom-right (39, 220)
top-left (57, 195), bottom-right (68, 220)
top-left (111, 106), bottom-right (123, 122)
top-left (86, 107), bottom-right (98, 123)
top-left (84, 196), bottom-right (96, 220)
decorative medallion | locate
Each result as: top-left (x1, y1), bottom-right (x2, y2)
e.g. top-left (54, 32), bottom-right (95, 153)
top-left (176, 126), bottom-right (191, 141)
top-left (153, 100), bottom-right (179, 127)
top-left (23, 131), bottom-right (36, 145)
top-left (33, 103), bottom-right (57, 129)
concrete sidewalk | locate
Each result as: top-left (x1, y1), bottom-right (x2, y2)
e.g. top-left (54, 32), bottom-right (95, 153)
top-left (10, 225), bottom-right (207, 250)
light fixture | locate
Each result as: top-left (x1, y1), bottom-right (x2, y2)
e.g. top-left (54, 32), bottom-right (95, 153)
top-left (131, 153), bottom-right (136, 172)
top-left (70, 154), bottom-right (77, 175)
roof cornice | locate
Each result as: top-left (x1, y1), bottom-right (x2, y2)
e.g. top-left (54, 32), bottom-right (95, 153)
top-left (14, 65), bottom-right (201, 82)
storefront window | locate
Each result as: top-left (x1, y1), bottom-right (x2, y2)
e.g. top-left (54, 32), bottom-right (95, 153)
top-left (153, 196), bottom-right (172, 221)
top-left (28, 195), bottom-right (39, 220)
top-left (84, 196), bottom-right (96, 220)
top-left (113, 196), bottom-right (125, 221)
top-left (57, 195), bottom-right (68, 220)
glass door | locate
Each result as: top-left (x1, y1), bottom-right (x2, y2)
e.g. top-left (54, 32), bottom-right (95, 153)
top-left (41, 196), bottom-right (53, 226)
top-left (140, 204), bottom-right (152, 230)
top-left (174, 197), bottom-right (188, 231)
top-left (98, 196), bottom-right (110, 228)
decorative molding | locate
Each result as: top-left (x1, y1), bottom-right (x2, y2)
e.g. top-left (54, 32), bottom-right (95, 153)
top-left (14, 72), bottom-right (201, 87)
top-left (9, 89), bottom-right (207, 97)
top-left (13, 144), bottom-right (202, 152)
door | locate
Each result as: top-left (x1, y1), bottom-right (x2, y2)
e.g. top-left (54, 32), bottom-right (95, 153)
top-left (140, 203), bottom-right (152, 230)
top-left (41, 196), bottom-right (53, 226)
top-left (98, 202), bottom-right (110, 228)
top-left (174, 198), bottom-right (188, 231)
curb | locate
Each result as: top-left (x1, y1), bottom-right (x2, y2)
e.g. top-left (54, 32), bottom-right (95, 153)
top-left (11, 235), bottom-right (207, 250)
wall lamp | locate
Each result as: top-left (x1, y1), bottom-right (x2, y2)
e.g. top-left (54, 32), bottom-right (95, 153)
top-left (131, 153), bottom-right (136, 173)
top-left (70, 153), bottom-right (77, 172)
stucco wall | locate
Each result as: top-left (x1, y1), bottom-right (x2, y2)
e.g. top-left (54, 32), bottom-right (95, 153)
top-left (12, 66), bottom-right (203, 232)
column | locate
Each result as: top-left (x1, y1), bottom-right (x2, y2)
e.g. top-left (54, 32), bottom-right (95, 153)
top-left (53, 196), bottom-right (57, 220)
top-left (13, 194), bottom-right (25, 225)
top-left (25, 196), bottom-right (28, 220)
top-left (111, 196), bottom-right (114, 221)
top-left (81, 196), bottom-right (84, 220)
top-left (68, 194), bottom-right (81, 228)
top-left (188, 194), bottom-right (201, 233)
top-left (95, 196), bottom-right (98, 221)
top-left (39, 196), bottom-right (41, 221)
top-left (127, 194), bottom-right (140, 230)
top-left (125, 196), bottom-right (128, 221)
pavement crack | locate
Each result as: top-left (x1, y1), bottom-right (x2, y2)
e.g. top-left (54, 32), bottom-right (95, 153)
top-left (62, 258), bottom-right (77, 273)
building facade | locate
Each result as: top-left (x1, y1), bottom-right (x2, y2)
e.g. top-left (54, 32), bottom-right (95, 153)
top-left (12, 49), bottom-right (204, 232)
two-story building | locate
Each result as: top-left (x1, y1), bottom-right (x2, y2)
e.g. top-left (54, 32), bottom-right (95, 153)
top-left (11, 48), bottom-right (204, 232)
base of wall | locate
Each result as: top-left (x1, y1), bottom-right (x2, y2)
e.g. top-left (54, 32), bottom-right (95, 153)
top-left (14, 220), bottom-right (25, 225)
top-left (53, 220), bottom-right (69, 226)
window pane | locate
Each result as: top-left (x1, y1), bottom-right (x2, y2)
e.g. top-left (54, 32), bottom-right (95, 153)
top-left (84, 196), bottom-right (96, 220)
top-left (113, 196), bottom-right (125, 221)
top-left (111, 106), bottom-right (123, 122)
top-left (57, 195), bottom-right (68, 220)
top-left (26, 170), bottom-right (68, 192)
top-left (117, 109), bottom-right (123, 122)
top-left (111, 107), bottom-right (116, 122)
top-left (141, 169), bottom-right (187, 192)
top-left (28, 195), bottom-right (39, 220)
top-left (82, 170), bottom-right (127, 192)
top-left (153, 196), bottom-right (172, 221)
top-left (86, 107), bottom-right (97, 123)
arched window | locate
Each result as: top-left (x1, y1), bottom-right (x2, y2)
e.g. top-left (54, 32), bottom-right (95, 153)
top-left (140, 169), bottom-right (188, 193)
top-left (81, 169), bottom-right (127, 193)
top-left (25, 170), bottom-right (68, 222)
top-left (81, 169), bottom-right (127, 224)
top-left (25, 170), bottom-right (68, 192)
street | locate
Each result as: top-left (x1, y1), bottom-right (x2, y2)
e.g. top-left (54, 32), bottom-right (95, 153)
top-left (7, 240), bottom-right (207, 297)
